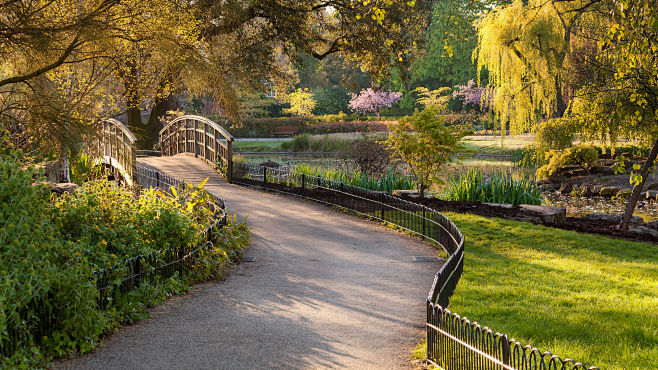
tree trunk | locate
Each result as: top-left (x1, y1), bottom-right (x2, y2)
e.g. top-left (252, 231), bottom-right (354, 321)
top-left (141, 93), bottom-right (174, 149)
top-left (419, 184), bottom-right (426, 199)
top-left (59, 150), bottom-right (70, 183)
top-left (619, 137), bottom-right (658, 231)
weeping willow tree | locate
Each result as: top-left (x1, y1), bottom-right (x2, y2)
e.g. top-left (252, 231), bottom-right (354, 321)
top-left (476, 0), bottom-right (658, 230)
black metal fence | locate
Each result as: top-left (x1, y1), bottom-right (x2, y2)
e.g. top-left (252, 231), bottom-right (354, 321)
top-left (231, 162), bottom-right (598, 370)
top-left (1, 165), bottom-right (227, 359)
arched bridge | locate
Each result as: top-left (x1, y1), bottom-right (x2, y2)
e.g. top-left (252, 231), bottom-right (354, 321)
top-left (92, 115), bottom-right (234, 187)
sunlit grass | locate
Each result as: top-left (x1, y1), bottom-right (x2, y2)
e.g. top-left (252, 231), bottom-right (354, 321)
top-left (445, 213), bottom-right (658, 369)
top-left (233, 140), bottom-right (287, 152)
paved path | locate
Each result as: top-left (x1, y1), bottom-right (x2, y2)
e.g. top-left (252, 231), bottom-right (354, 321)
top-left (60, 155), bottom-right (442, 370)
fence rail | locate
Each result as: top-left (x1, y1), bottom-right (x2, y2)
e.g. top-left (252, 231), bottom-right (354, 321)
top-left (230, 162), bottom-right (598, 370)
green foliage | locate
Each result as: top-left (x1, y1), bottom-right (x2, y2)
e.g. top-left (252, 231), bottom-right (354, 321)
top-left (283, 88), bottom-right (316, 117)
top-left (413, 87), bottom-right (452, 110)
top-left (0, 152), bottom-right (250, 367)
top-left (293, 164), bottom-right (415, 194)
top-left (386, 107), bottom-right (467, 197)
top-left (535, 119), bottom-right (577, 151)
top-left (70, 152), bottom-right (105, 185)
top-left (536, 146), bottom-right (599, 179)
top-left (0, 151), bottom-right (104, 367)
top-left (442, 169), bottom-right (542, 206)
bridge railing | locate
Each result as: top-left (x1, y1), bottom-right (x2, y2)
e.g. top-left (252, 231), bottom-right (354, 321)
top-left (230, 162), bottom-right (598, 370)
top-left (159, 115), bottom-right (234, 180)
top-left (89, 119), bottom-right (137, 185)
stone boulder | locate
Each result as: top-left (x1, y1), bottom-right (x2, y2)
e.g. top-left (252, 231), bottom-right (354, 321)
top-left (646, 182), bottom-right (658, 191)
top-left (629, 225), bottom-right (658, 239)
top-left (599, 186), bottom-right (621, 198)
top-left (582, 212), bottom-right (644, 225)
top-left (52, 183), bottom-right (80, 195)
top-left (392, 190), bottom-right (419, 198)
top-left (518, 205), bottom-right (566, 226)
top-left (644, 190), bottom-right (658, 201)
top-left (591, 165), bottom-right (615, 175)
top-left (559, 182), bottom-right (573, 194)
top-left (258, 160), bottom-right (280, 168)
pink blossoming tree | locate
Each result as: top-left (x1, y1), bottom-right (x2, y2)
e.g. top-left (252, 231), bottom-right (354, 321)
top-left (452, 80), bottom-right (491, 111)
top-left (348, 88), bottom-right (402, 119)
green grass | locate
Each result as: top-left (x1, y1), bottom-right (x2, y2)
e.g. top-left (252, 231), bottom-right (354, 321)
top-left (233, 140), bottom-right (287, 152)
top-left (444, 213), bottom-right (657, 369)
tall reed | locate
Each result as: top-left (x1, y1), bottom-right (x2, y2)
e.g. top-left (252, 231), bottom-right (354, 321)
top-left (442, 169), bottom-right (543, 206)
top-left (293, 164), bottom-right (415, 194)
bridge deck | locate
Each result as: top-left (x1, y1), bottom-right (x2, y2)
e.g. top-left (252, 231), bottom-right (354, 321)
top-left (63, 154), bottom-right (442, 369)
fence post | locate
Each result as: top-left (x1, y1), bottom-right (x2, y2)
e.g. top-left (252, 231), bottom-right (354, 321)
top-left (227, 160), bottom-right (233, 184)
top-left (380, 192), bottom-right (385, 221)
top-left (263, 166), bottom-right (267, 186)
top-left (156, 171), bottom-right (160, 188)
top-left (502, 334), bottom-right (511, 365)
top-left (422, 206), bottom-right (426, 240)
top-left (301, 173), bottom-right (305, 190)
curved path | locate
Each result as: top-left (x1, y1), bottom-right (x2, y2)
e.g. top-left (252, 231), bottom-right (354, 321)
top-left (60, 155), bottom-right (443, 369)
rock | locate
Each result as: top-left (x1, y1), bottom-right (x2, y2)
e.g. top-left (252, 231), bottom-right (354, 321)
top-left (519, 205), bottom-right (566, 226)
top-left (645, 190), bottom-right (658, 201)
top-left (646, 220), bottom-right (658, 230)
top-left (628, 225), bottom-right (658, 239)
top-left (392, 190), bottom-right (419, 198)
top-left (559, 182), bottom-right (573, 194)
top-left (483, 203), bottom-right (514, 209)
top-left (591, 165), bottom-right (615, 175)
top-left (537, 179), bottom-right (552, 186)
top-left (52, 183), bottom-right (80, 195)
top-left (258, 160), bottom-right (280, 168)
top-left (582, 212), bottom-right (644, 225)
top-left (646, 183), bottom-right (658, 191)
top-left (43, 161), bottom-right (62, 182)
top-left (564, 168), bottom-right (588, 177)
top-left (590, 185), bottom-right (602, 195)
top-left (599, 186), bottom-right (621, 198)
top-left (540, 183), bottom-right (560, 191)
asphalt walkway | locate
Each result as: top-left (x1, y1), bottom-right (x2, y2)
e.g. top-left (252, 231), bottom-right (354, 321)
top-left (59, 155), bottom-right (442, 369)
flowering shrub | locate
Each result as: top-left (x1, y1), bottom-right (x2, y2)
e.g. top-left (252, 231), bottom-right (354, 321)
top-left (348, 88), bottom-right (402, 118)
top-left (452, 80), bottom-right (491, 111)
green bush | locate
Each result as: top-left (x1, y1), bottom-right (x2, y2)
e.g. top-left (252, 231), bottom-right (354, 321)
top-left (535, 118), bottom-right (577, 151)
top-left (536, 145), bottom-right (599, 179)
top-left (442, 169), bottom-right (543, 206)
top-left (70, 152), bottom-right (105, 185)
top-left (0, 152), bottom-right (250, 367)
top-left (0, 151), bottom-right (104, 366)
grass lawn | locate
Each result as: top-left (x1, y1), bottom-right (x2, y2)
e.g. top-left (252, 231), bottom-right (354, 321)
top-left (443, 213), bottom-right (657, 369)
top-left (233, 140), bottom-right (287, 152)
top-left (460, 135), bottom-right (534, 156)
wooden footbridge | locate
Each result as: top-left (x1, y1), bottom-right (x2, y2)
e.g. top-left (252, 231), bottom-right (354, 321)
top-left (92, 115), bottom-right (235, 188)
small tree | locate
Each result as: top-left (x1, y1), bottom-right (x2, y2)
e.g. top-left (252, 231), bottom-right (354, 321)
top-left (348, 88), bottom-right (402, 119)
top-left (386, 108), bottom-right (466, 198)
top-left (284, 88), bottom-right (316, 116)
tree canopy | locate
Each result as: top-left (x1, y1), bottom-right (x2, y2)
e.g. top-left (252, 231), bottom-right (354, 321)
top-left (0, 0), bottom-right (435, 150)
